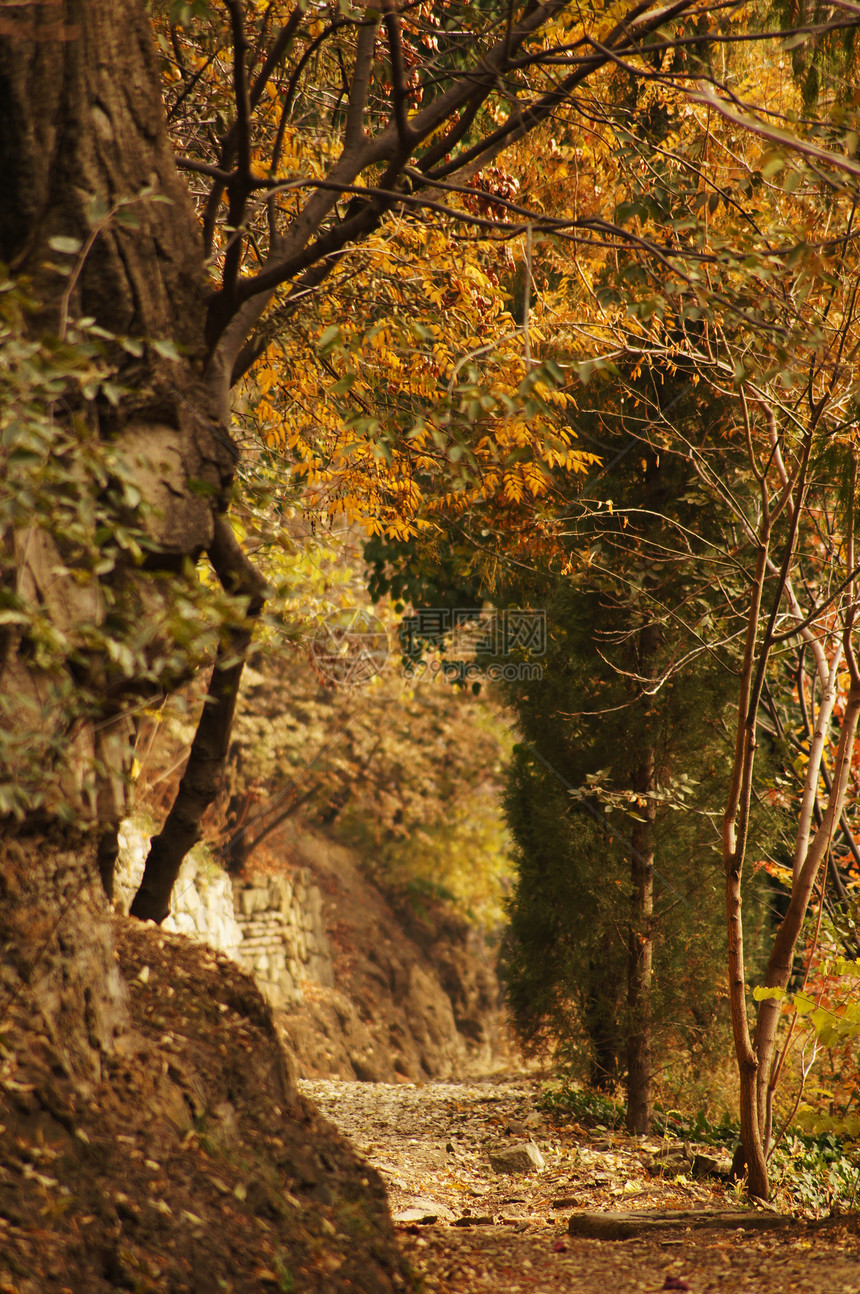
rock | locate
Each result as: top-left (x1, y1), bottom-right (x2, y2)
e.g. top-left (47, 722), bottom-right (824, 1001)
top-left (488, 1141), bottom-right (545, 1174)
top-left (397, 1197), bottom-right (455, 1222)
top-left (394, 1207), bottom-right (438, 1225)
top-left (505, 1118), bottom-right (528, 1136)
top-left (692, 1152), bottom-right (733, 1180)
top-left (648, 1143), bottom-right (692, 1174)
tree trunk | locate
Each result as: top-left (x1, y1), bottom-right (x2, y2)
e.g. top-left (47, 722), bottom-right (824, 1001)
top-left (0, 0), bottom-right (232, 1058)
top-left (750, 684), bottom-right (860, 1180)
top-left (725, 844), bottom-right (768, 1196)
top-left (626, 743), bottom-right (655, 1134)
top-left (625, 623), bottom-right (659, 1135)
top-left (130, 518), bottom-right (267, 922)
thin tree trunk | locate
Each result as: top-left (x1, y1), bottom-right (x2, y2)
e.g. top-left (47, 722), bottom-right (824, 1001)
top-left (626, 623), bottom-right (659, 1135)
top-left (626, 747), bottom-right (655, 1133)
top-left (754, 685), bottom-right (860, 1140)
top-left (725, 828), bottom-right (768, 1195)
top-left (130, 518), bottom-right (267, 922)
top-left (722, 533), bottom-right (772, 1197)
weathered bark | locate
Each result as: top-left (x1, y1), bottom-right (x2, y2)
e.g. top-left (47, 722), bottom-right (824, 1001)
top-left (625, 623), bottom-right (659, 1136)
top-left (626, 765), bottom-right (655, 1134)
top-left (130, 517), bottom-right (267, 922)
top-left (0, 0), bottom-right (232, 1064)
top-left (0, 2), bottom-right (211, 353)
top-left (0, 834), bottom-right (127, 1080)
top-left (0, 0), bottom-right (234, 810)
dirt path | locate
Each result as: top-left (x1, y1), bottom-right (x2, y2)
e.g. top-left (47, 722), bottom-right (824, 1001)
top-left (300, 1076), bottom-right (860, 1294)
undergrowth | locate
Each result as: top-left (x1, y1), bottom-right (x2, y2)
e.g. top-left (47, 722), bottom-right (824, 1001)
top-left (539, 1080), bottom-right (860, 1215)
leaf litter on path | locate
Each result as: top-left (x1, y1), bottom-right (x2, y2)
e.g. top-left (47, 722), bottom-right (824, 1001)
top-left (301, 1075), bottom-right (860, 1294)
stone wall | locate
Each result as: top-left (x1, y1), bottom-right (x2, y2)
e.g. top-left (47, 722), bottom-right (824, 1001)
top-left (114, 818), bottom-right (243, 956)
top-left (114, 818), bottom-right (333, 1008)
top-left (113, 819), bottom-right (506, 1082)
top-left (232, 870), bottom-right (334, 1007)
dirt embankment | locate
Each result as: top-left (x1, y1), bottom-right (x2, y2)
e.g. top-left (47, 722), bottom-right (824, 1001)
top-left (0, 915), bottom-right (409, 1294)
top-left (0, 827), bottom-right (512, 1293)
top-left (258, 828), bottom-right (513, 1084)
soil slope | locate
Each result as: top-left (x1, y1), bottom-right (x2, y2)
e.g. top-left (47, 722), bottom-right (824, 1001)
top-left (255, 827), bottom-right (509, 1083)
top-left (0, 916), bottom-right (409, 1294)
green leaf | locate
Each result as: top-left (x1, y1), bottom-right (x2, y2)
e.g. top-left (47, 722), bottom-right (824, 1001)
top-left (752, 985), bottom-right (784, 1002)
top-left (115, 210), bottom-right (141, 230)
top-left (101, 381), bottom-right (123, 407)
top-left (85, 194), bottom-right (110, 226)
top-left (48, 236), bottom-right (83, 256)
top-left (152, 338), bottom-right (181, 361)
top-left (318, 325), bottom-right (343, 356)
top-left (792, 991), bottom-right (816, 1016)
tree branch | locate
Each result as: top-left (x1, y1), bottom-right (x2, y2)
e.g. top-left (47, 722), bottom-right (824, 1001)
top-left (344, 10), bottom-right (380, 151)
top-left (383, 0), bottom-right (414, 150)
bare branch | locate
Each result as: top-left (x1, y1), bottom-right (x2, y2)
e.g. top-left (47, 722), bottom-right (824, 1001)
top-left (695, 84), bottom-right (860, 183)
top-left (382, 0), bottom-right (414, 150)
top-left (224, 0), bottom-right (252, 181)
top-left (344, 11), bottom-right (381, 151)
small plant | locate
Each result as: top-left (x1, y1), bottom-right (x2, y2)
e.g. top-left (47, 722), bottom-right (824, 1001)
top-left (651, 1106), bottom-right (738, 1150)
top-left (770, 1131), bottom-right (860, 1217)
top-left (272, 1254), bottom-right (295, 1294)
top-left (539, 1081), bottom-right (626, 1130)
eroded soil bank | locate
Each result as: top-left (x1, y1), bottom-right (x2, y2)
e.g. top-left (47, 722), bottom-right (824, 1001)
top-left (0, 919), bottom-right (409, 1294)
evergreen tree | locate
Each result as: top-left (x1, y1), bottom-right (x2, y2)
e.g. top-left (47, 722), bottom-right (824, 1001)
top-left (493, 375), bottom-right (780, 1127)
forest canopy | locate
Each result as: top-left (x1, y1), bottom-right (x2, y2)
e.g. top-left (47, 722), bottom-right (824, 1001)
top-left (2, 0), bottom-right (860, 1204)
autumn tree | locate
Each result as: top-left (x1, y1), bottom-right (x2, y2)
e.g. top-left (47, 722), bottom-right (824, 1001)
top-left (5, 0), bottom-right (860, 1211)
top-left (518, 28), bottom-right (860, 1190)
top-left (355, 8), bottom-right (860, 1170)
top-left (2, 0), bottom-right (726, 930)
top-left (6, 3), bottom-right (791, 1152)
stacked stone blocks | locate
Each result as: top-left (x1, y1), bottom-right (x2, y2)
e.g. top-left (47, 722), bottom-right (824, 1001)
top-left (232, 869), bottom-right (334, 1006)
top-left (115, 817), bottom-right (334, 1008)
